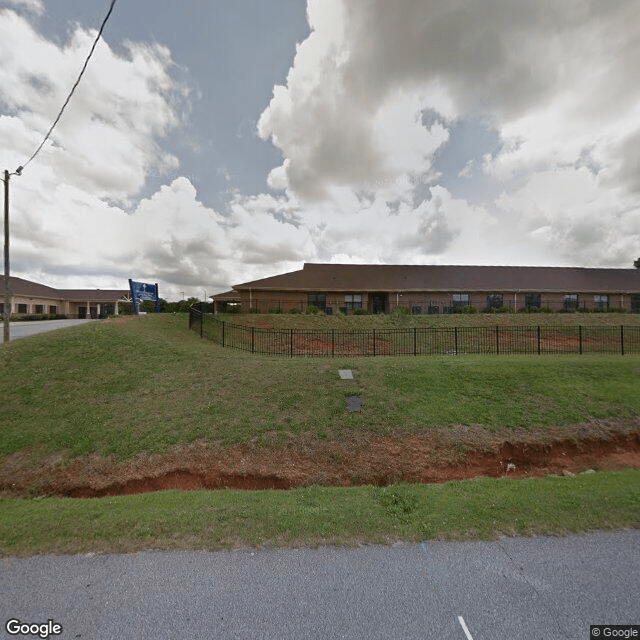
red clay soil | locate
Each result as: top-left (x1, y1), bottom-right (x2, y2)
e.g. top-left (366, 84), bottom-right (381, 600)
top-left (1, 420), bottom-right (639, 499)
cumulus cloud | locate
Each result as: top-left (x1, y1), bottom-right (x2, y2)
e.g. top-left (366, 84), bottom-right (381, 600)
top-left (0, 10), bottom-right (180, 203)
top-left (4, 0), bottom-right (43, 15)
top-left (4, 1), bottom-right (640, 302)
top-left (256, 0), bottom-right (640, 268)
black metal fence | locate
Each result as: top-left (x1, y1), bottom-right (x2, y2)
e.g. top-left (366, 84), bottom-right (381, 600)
top-left (189, 309), bottom-right (640, 357)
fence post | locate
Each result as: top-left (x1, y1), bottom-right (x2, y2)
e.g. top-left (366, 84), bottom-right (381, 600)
top-left (373, 329), bottom-right (376, 357)
top-left (251, 326), bottom-right (255, 354)
top-left (221, 320), bottom-right (225, 347)
top-left (290, 328), bottom-right (294, 357)
top-left (537, 326), bottom-right (541, 355)
top-left (579, 325), bottom-right (583, 354)
top-left (200, 309), bottom-right (203, 338)
top-left (496, 325), bottom-right (500, 355)
top-left (454, 327), bottom-right (458, 355)
top-left (414, 327), bottom-right (417, 356)
top-left (621, 325), bottom-right (625, 356)
top-left (332, 329), bottom-right (335, 357)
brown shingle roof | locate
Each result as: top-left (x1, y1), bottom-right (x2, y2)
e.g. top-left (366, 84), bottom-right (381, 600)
top-left (233, 263), bottom-right (640, 293)
top-left (5, 276), bottom-right (62, 299)
top-left (58, 289), bottom-right (130, 302)
top-left (3, 275), bottom-right (129, 301)
top-left (212, 290), bottom-right (241, 301)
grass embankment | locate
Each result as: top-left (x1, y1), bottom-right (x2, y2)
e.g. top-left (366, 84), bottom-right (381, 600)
top-left (0, 314), bottom-right (639, 554)
top-left (1, 471), bottom-right (638, 556)
top-left (1, 314), bottom-right (640, 459)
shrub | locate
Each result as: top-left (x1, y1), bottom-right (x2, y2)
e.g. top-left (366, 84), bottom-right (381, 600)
top-left (305, 304), bottom-right (321, 315)
top-left (225, 304), bottom-right (241, 314)
top-left (485, 306), bottom-right (511, 314)
top-left (390, 305), bottom-right (410, 316)
top-left (353, 308), bottom-right (370, 315)
top-left (288, 307), bottom-right (303, 314)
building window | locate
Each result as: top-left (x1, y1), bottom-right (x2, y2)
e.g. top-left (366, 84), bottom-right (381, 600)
top-left (525, 293), bottom-right (541, 309)
top-left (486, 293), bottom-right (503, 311)
top-left (632, 295), bottom-right (640, 313)
top-left (49, 305), bottom-right (57, 314)
top-left (35, 304), bottom-right (44, 314)
top-left (18, 304), bottom-right (27, 314)
top-left (563, 294), bottom-right (579, 311)
top-left (593, 295), bottom-right (609, 311)
top-left (308, 294), bottom-right (326, 310)
top-left (345, 294), bottom-right (362, 310)
top-left (452, 293), bottom-right (470, 311)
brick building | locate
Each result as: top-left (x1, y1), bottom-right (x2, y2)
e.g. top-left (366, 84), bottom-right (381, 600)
top-left (1, 275), bottom-right (131, 319)
top-left (213, 263), bottom-right (640, 315)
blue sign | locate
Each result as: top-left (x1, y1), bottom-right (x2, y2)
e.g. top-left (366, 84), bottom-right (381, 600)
top-left (129, 279), bottom-right (160, 314)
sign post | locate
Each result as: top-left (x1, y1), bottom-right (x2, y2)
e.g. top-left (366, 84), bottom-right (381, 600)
top-left (129, 280), bottom-right (160, 314)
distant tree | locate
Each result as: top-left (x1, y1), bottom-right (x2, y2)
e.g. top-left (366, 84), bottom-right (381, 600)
top-left (140, 299), bottom-right (162, 313)
top-left (183, 297), bottom-right (202, 311)
top-left (634, 258), bottom-right (640, 269)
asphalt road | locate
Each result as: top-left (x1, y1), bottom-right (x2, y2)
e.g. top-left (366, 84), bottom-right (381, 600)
top-left (1, 530), bottom-right (638, 639)
top-left (0, 319), bottom-right (95, 343)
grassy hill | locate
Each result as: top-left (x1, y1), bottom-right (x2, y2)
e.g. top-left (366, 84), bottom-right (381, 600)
top-left (1, 313), bottom-right (639, 555)
top-left (1, 313), bottom-right (640, 460)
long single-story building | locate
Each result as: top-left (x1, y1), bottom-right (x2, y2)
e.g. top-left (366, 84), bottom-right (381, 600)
top-left (213, 263), bottom-right (640, 314)
top-left (1, 275), bottom-right (131, 319)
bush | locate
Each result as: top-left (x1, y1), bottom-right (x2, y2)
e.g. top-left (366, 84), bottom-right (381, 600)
top-left (518, 305), bottom-right (551, 314)
top-left (390, 305), bottom-right (410, 316)
top-left (458, 306), bottom-right (478, 314)
top-left (305, 304), bottom-right (322, 315)
top-left (353, 308), bottom-right (370, 315)
top-left (288, 307), bottom-right (303, 314)
top-left (485, 306), bottom-right (511, 314)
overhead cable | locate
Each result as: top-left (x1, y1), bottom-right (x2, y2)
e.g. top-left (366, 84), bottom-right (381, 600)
top-left (20, 0), bottom-right (117, 171)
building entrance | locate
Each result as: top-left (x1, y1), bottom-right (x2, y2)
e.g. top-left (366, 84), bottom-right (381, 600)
top-left (368, 293), bottom-right (388, 314)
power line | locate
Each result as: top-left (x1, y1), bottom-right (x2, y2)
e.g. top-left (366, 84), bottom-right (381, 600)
top-left (20, 0), bottom-right (118, 172)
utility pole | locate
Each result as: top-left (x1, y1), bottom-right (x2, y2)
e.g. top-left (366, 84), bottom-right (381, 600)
top-left (3, 170), bottom-right (9, 344)
top-left (2, 166), bottom-right (22, 344)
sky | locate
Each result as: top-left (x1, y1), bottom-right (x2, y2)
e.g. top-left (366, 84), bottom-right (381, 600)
top-left (1, 0), bottom-right (639, 300)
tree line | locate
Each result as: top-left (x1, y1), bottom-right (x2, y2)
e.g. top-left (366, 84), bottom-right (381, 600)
top-left (138, 297), bottom-right (212, 314)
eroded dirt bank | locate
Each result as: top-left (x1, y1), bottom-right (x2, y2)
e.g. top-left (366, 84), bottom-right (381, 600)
top-left (2, 420), bottom-right (639, 498)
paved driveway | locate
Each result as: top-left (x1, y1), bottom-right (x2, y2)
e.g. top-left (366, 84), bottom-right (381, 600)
top-left (0, 319), bottom-right (95, 343)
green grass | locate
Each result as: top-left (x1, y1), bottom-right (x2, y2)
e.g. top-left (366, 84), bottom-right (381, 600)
top-left (1, 470), bottom-right (638, 556)
top-left (1, 314), bottom-right (640, 461)
top-left (1, 314), bottom-right (639, 555)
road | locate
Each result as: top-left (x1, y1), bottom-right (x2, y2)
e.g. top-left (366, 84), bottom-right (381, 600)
top-left (1, 530), bottom-right (638, 639)
top-left (0, 319), bottom-right (95, 343)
